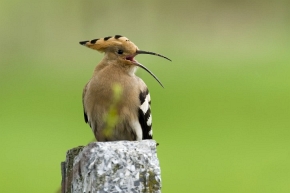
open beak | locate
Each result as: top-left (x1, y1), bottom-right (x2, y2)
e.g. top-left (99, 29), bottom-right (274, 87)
top-left (132, 50), bottom-right (171, 88)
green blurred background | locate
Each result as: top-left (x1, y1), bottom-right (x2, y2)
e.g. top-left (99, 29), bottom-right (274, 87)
top-left (1, 0), bottom-right (289, 192)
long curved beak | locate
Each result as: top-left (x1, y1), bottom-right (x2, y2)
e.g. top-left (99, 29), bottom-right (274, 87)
top-left (136, 50), bottom-right (171, 61)
top-left (134, 50), bottom-right (171, 88)
top-left (134, 61), bottom-right (164, 88)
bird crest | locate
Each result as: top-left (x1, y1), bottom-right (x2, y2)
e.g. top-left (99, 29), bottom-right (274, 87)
top-left (79, 35), bottom-right (137, 53)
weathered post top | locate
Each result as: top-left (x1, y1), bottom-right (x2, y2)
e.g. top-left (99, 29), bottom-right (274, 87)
top-left (61, 140), bottom-right (161, 193)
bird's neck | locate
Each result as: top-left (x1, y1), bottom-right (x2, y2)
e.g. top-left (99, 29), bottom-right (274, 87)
top-left (94, 58), bottom-right (137, 77)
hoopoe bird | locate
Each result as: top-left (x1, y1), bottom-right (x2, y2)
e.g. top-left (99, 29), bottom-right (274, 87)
top-left (80, 35), bottom-right (171, 141)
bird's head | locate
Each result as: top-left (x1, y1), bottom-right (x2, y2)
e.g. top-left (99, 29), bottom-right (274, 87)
top-left (79, 35), bottom-right (171, 87)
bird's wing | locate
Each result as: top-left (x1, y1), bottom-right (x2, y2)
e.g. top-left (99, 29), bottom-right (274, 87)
top-left (138, 88), bottom-right (153, 139)
top-left (82, 82), bottom-right (89, 123)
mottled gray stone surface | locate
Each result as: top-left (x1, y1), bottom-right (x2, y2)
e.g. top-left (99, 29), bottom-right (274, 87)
top-left (71, 140), bottom-right (161, 193)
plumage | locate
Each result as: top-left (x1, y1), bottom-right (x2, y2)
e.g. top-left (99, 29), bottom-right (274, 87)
top-left (80, 35), bottom-right (171, 141)
top-left (138, 89), bottom-right (153, 139)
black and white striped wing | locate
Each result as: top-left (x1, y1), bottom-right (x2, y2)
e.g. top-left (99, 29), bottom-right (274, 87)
top-left (138, 88), bottom-right (153, 139)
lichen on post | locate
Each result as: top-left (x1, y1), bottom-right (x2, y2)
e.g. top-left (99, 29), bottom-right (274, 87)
top-left (61, 140), bottom-right (161, 193)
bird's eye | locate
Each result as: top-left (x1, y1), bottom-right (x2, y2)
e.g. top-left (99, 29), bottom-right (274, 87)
top-left (117, 49), bottom-right (123, 55)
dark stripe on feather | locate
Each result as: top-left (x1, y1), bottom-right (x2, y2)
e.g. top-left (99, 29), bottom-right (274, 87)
top-left (115, 35), bottom-right (122, 39)
top-left (139, 89), bottom-right (149, 105)
top-left (138, 108), bottom-right (152, 139)
top-left (104, 36), bottom-right (112, 41)
top-left (79, 40), bottom-right (89, 45)
top-left (144, 108), bottom-right (151, 126)
top-left (90, 39), bottom-right (99, 44)
top-left (84, 111), bottom-right (88, 123)
top-left (138, 88), bottom-right (152, 139)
